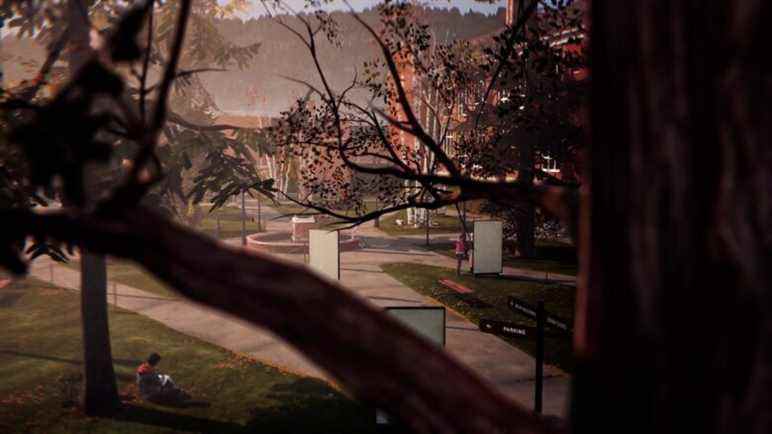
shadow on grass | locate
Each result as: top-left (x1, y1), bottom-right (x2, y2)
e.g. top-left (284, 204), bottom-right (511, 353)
top-left (113, 403), bottom-right (243, 433)
top-left (476, 273), bottom-right (576, 287)
top-left (246, 378), bottom-right (376, 434)
top-left (0, 350), bottom-right (141, 367)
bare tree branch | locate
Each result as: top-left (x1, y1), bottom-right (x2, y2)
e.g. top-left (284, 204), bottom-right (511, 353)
top-left (129, 0), bottom-right (192, 185)
top-left (17, 26), bottom-right (70, 102)
top-left (166, 111), bottom-right (245, 132)
top-left (474, 0), bottom-right (539, 129)
top-left (139, 0), bottom-right (154, 123)
top-left (348, 8), bottom-right (462, 180)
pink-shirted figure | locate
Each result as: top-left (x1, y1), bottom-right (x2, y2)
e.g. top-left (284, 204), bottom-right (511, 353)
top-left (454, 233), bottom-right (469, 276)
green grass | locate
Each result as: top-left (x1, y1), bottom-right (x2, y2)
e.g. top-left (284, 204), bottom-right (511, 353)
top-left (196, 207), bottom-right (264, 240)
top-left (269, 202), bottom-right (312, 217)
top-left (424, 239), bottom-right (578, 277)
top-left (380, 263), bottom-right (576, 372)
top-left (0, 278), bottom-right (373, 434)
top-left (270, 201), bottom-right (381, 220)
top-left (61, 260), bottom-right (176, 299)
top-left (378, 210), bottom-right (464, 236)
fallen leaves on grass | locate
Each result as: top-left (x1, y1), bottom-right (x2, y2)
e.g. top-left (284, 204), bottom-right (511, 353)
top-left (214, 352), bottom-right (259, 369)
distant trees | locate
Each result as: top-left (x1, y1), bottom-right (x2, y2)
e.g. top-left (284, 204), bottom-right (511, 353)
top-left (208, 5), bottom-right (509, 113)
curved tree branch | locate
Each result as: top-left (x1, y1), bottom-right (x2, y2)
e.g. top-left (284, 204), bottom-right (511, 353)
top-left (6, 207), bottom-right (551, 434)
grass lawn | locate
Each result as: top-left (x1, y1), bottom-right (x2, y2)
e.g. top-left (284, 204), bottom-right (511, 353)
top-left (380, 263), bottom-right (576, 372)
top-left (0, 278), bottom-right (373, 434)
top-left (378, 210), bottom-right (464, 236)
top-left (269, 202), bottom-right (312, 217)
top-left (424, 239), bottom-right (578, 277)
top-left (195, 203), bottom-right (379, 237)
top-left (61, 260), bottom-right (176, 299)
top-left (196, 206), bottom-right (264, 240)
top-left (270, 201), bottom-right (382, 219)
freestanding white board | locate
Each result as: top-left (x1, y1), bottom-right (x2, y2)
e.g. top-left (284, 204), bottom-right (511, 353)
top-left (386, 306), bottom-right (446, 347)
top-left (377, 306), bottom-right (446, 425)
top-left (473, 220), bottom-right (503, 275)
top-left (309, 229), bottom-right (339, 280)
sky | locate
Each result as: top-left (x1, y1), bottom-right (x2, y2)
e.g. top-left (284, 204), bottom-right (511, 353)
top-left (245, 0), bottom-right (506, 17)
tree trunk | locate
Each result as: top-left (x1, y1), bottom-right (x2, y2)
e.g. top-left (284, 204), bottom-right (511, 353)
top-left (574, 2), bottom-right (772, 434)
top-left (80, 253), bottom-right (120, 415)
top-left (512, 0), bottom-right (537, 259)
top-left (425, 210), bottom-right (430, 246)
top-left (67, 0), bottom-right (120, 415)
top-left (517, 141), bottom-right (536, 258)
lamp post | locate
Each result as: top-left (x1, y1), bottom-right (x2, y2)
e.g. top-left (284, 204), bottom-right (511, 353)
top-left (241, 189), bottom-right (246, 246)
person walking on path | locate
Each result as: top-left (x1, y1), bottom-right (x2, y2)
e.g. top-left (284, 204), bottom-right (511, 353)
top-left (455, 233), bottom-right (469, 276)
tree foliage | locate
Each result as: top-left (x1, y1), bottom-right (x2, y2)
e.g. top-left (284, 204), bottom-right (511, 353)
top-left (265, 0), bottom-right (582, 233)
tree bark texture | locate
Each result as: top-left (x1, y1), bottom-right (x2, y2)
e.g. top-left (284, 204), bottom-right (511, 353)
top-left (574, 2), bottom-right (772, 434)
top-left (67, 0), bottom-right (120, 415)
top-left (79, 253), bottom-right (120, 415)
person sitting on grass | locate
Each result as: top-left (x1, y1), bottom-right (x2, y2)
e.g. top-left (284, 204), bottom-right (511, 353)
top-left (136, 352), bottom-right (180, 401)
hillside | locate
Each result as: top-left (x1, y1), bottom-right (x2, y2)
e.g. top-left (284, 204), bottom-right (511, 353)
top-left (1, 6), bottom-right (506, 115)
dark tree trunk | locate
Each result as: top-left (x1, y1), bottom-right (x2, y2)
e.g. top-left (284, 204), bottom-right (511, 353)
top-left (80, 253), bottom-right (120, 415)
top-left (517, 141), bottom-right (536, 258)
top-left (67, 0), bottom-right (120, 415)
top-left (513, 0), bottom-right (536, 259)
top-left (574, 2), bottom-right (772, 434)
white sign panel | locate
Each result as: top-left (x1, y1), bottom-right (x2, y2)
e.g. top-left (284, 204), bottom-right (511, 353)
top-left (378, 306), bottom-right (446, 425)
top-left (309, 229), bottom-right (339, 280)
top-left (386, 306), bottom-right (446, 347)
top-left (473, 220), bottom-right (503, 275)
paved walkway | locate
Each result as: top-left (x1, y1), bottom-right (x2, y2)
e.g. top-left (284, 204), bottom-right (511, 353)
top-left (28, 203), bottom-right (574, 418)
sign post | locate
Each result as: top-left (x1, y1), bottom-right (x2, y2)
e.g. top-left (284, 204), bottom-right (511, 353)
top-left (508, 296), bottom-right (572, 334)
top-left (502, 296), bottom-right (573, 414)
top-left (535, 300), bottom-right (545, 414)
top-left (479, 318), bottom-right (533, 338)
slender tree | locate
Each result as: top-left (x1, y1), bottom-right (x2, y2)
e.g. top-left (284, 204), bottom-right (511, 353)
top-left (65, 0), bottom-right (121, 414)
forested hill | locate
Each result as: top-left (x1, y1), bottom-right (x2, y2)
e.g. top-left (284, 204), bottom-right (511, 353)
top-left (1, 6), bottom-right (505, 116)
top-left (207, 6), bottom-right (506, 115)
